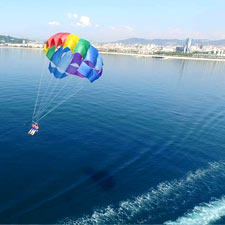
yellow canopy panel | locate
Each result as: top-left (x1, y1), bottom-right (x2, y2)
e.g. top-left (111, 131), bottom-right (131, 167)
top-left (63, 34), bottom-right (80, 52)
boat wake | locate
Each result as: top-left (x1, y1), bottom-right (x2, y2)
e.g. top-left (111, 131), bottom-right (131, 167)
top-left (60, 161), bottom-right (225, 224)
top-left (164, 196), bottom-right (225, 225)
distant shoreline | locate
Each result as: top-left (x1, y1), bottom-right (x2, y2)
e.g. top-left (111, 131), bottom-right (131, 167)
top-left (99, 51), bottom-right (225, 62)
top-left (1, 46), bottom-right (225, 62)
top-left (0, 46), bottom-right (42, 51)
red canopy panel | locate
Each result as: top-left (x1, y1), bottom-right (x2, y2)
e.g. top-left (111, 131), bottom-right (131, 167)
top-left (46, 33), bottom-right (70, 48)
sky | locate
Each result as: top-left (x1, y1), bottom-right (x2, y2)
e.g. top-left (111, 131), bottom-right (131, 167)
top-left (0, 0), bottom-right (225, 42)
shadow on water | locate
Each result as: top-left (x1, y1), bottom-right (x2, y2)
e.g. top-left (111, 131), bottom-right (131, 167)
top-left (82, 167), bottom-right (116, 191)
top-left (177, 60), bottom-right (225, 83)
top-left (0, 167), bottom-right (116, 223)
top-left (62, 161), bottom-right (225, 225)
top-left (177, 60), bottom-right (186, 82)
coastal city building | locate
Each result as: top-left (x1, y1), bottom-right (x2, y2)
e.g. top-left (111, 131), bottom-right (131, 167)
top-left (94, 38), bottom-right (225, 58)
top-left (1, 35), bottom-right (225, 58)
top-left (5, 41), bottom-right (44, 48)
top-left (183, 38), bottom-right (192, 54)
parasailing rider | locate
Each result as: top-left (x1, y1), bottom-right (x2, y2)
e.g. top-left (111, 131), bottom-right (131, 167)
top-left (28, 122), bottom-right (40, 135)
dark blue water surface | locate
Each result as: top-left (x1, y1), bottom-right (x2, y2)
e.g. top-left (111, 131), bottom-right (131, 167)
top-left (1, 48), bottom-right (225, 224)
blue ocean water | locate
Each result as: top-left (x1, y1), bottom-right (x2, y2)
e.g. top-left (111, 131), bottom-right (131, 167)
top-left (1, 48), bottom-right (225, 224)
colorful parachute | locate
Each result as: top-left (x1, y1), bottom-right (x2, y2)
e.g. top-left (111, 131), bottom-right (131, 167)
top-left (31, 33), bottom-right (103, 124)
top-left (43, 32), bottom-right (103, 82)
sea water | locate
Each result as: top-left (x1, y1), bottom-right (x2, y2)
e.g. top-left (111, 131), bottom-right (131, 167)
top-left (1, 48), bottom-right (225, 224)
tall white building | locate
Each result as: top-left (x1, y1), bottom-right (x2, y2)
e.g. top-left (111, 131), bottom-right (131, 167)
top-left (183, 38), bottom-right (192, 54)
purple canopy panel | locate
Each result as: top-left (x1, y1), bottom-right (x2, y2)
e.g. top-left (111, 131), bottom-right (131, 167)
top-left (66, 65), bottom-right (85, 78)
top-left (98, 69), bottom-right (103, 77)
top-left (71, 52), bottom-right (82, 65)
top-left (66, 52), bottom-right (85, 78)
top-left (84, 60), bottom-right (95, 68)
top-left (66, 65), bottom-right (78, 75)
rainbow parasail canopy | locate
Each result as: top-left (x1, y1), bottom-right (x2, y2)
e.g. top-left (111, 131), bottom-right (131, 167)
top-left (44, 32), bottom-right (103, 82)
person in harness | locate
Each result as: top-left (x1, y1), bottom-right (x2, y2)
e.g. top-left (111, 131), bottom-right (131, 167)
top-left (28, 122), bottom-right (39, 135)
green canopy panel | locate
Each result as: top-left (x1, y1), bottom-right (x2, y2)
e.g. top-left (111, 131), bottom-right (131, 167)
top-left (46, 46), bottom-right (56, 60)
top-left (73, 39), bottom-right (90, 59)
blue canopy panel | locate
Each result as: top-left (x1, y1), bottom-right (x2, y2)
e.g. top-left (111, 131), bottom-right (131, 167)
top-left (84, 45), bottom-right (99, 68)
top-left (48, 63), bottom-right (67, 79)
top-left (49, 46), bottom-right (72, 79)
top-left (76, 61), bottom-right (92, 78)
top-left (88, 55), bottom-right (103, 82)
top-left (88, 70), bottom-right (100, 82)
top-left (73, 45), bottom-right (102, 83)
top-left (57, 47), bottom-right (73, 72)
top-left (51, 47), bottom-right (64, 66)
top-left (76, 62), bottom-right (101, 83)
top-left (95, 55), bottom-right (103, 72)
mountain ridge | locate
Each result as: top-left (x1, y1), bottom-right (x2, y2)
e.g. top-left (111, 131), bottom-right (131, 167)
top-left (112, 38), bottom-right (225, 46)
top-left (0, 35), bottom-right (30, 44)
top-left (1, 35), bottom-right (225, 46)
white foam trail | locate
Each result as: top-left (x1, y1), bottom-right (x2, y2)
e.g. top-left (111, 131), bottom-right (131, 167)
top-left (164, 196), bottom-right (225, 225)
top-left (61, 161), bottom-right (225, 224)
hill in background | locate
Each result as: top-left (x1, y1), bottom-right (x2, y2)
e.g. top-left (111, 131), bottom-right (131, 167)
top-left (1, 35), bottom-right (225, 46)
top-left (0, 35), bottom-right (30, 44)
top-left (113, 38), bottom-right (225, 46)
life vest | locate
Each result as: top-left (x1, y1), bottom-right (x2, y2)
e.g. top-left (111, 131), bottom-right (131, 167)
top-left (32, 124), bottom-right (39, 130)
